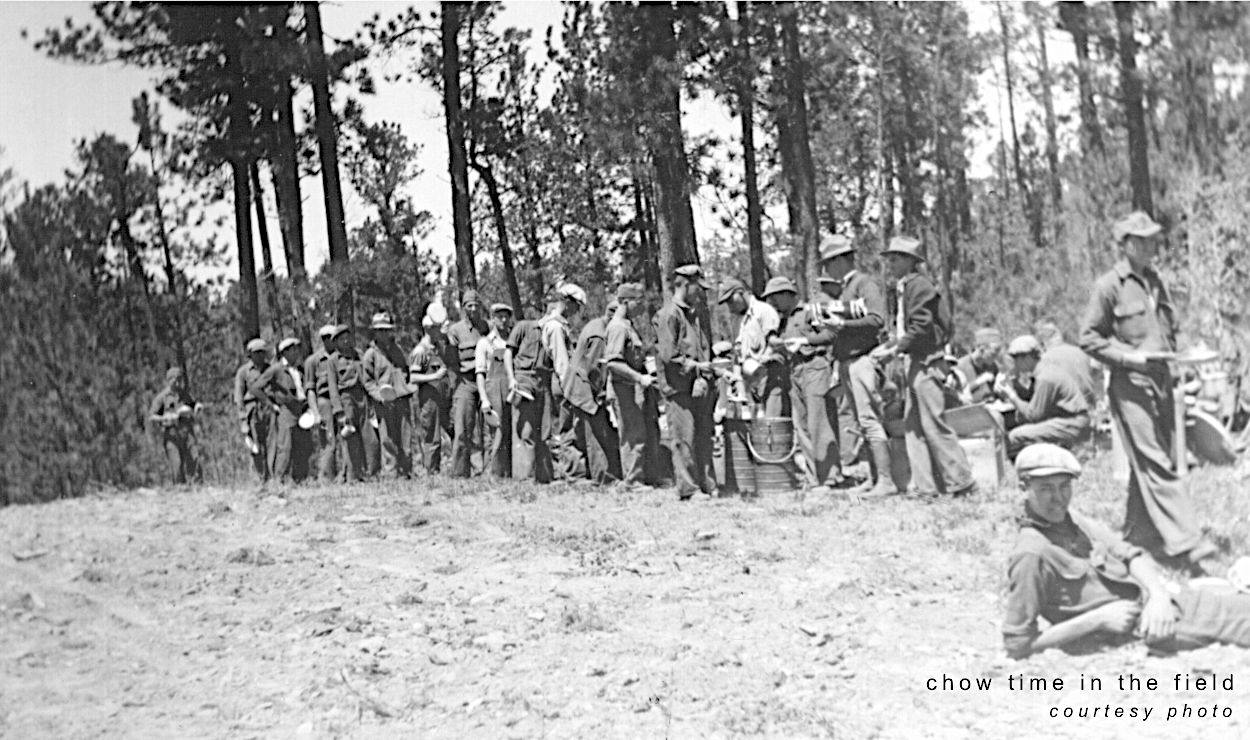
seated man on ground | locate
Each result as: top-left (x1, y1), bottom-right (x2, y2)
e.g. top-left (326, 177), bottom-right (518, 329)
top-left (996, 334), bottom-right (1093, 456)
top-left (1002, 443), bottom-right (1248, 659)
top-left (952, 327), bottom-right (1007, 405)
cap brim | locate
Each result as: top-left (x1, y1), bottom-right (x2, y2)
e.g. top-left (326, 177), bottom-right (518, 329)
top-left (1019, 467), bottom-right (1079, 478)
top-left (372, 323), bottom-right (395, 330)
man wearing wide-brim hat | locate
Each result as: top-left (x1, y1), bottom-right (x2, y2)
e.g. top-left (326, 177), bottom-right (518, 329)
top-left (870, 235), bottom-right (977, 497)
top-left (233, 338), bottom-right (273, 483)
top-left (303, 323), bottom-right (340, 481)
top-left (362, 311), bottom-right (414, 478)
top-left (249, 337), bottom-right (313, 484)
top-left (1078, 210), bottom-right (1218, 574)
top-left (655, 264), bottom-right (717, 499)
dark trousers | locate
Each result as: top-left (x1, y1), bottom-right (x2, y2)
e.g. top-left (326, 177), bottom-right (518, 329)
top-left (1109, 369), bottom-right (1202, 557)
top-left (244, 408), bottom-right (270, 482)
top-left (337, 389), bottom-right (367, 482)
top-left (413, 385), bottom-right (448, 474)
top-left (614, 381), bottom-right (661, 486)
top-left (371, 399), bottom-right (411, 478)
top-left (791, 361), bottom-right (839, 487)
top-left (160, 432), bottom-right (200, 484)
top-left (513, 389), bottom-right (554, 483)
top-left (314, 396), bottom-right (336, 480)
top-left (574, 406), bottom-right (622, 484)
top-left (269, 410), bottom-right (311, 483)
top-left (1007, 414), bottom-right (1092, 456)
top-left (668, 391), bottom-right (715, 497)
top-left (904, 358), bottom-right (974, 495)
top-left (449, 381), bottom-right (478, 478)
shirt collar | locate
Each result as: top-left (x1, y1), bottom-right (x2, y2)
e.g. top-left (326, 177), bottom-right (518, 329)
top-left (1114, 257), bottom-right (1156, 283)
top-left (843, 269), bottom-right (858, 283)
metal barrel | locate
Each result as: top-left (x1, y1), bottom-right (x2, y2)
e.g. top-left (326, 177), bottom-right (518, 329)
top-left (749, 416), bottom-right (798, 494)
top-left (722, 419), bottom-right (757, 496)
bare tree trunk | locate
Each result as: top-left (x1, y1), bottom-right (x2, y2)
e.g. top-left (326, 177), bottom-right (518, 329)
top-left (441, 1), bottom-right (477, 290)
top-left (1114, 1), bottom-right (1153, 214)
top-left (778, 2), bottom-right (819, 297)
top-left (874, 8), bottom-right (893, 249)
top-left (304, 1), bottom-right (352, 322)
top-left (471, 160), bottom-right (523, 313)
top-left (1035, 12), bottom-right (1063, 220)
top-left (231, 159), bottom-right (260, 340)
top-left (251, 162), bottom-right (283, 336)
top-left (146, 146), bottom-right (187, 375)
top-left (736, 1), bottom-right (766, 294)
top-left (1058, 2), bottom-right (1103, 154)
top-left (116, 219), bottom-right (158, 350)
top-left (638, 170), bottom-right (663, 292)
top-left (998, 3), bottom-right (1028, 202)
top-left (270, 80), bottom-right (306, 285)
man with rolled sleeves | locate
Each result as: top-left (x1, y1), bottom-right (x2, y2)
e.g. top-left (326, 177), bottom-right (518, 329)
top-left (446, 290), bottom-right (489, 477)
top-left (476, 303), bottom-right (515, 478)
top-left (304, 324), bottom-right (338, 480)
top-left (605, 283), bottom-right (663, 487)
top-left (1078, 211), bottom-right (1216, 573)
top-left (328, 324), bottom-right (367, 482)
top-left (148, 367), bottom-right (202, 484)
top-left (564, 298), bottom-right (624, 483)
top-left (233, 338), bottom-right (272, 482)
top-left (816, 236), bottom-right (895, 496)
top-left (250, 337), bottom-right (313, 484)
top-left (505, 295), bottom-right (560, 483)
top-left (871, 235), bottom-right (976, 497)
top-left (409, 305), bottom-right (452, 474)
top-left (655, 264), bottom-right (717, 499)
top-left (997, 335), bottom-right (1093, 456)
top-left (362, 312), bottom-right (413, 479)
top-left (719, 277), bottom-right (786, 416)
top-left (765, 276), bottom-right (842, 490)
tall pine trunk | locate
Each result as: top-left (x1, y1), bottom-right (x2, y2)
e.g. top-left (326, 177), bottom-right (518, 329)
top-left (1114, 1), bottom-right (1153, 214)
top-left (736, 1), bottom-right (766, 294)
top-left (271, 80), bottom-right (306, 285)
top-left (231, 159), bottom-right (260, 341)
top-left (441, 2), bottom-right (476, 290)
top-left (1035, 13), bottom-right (1063, 221)
top-left (778, 3), bottom-right (819, 297)
top-left (250, 162), bottom-right (283, 336)
top-left (304, 1), bottom-right (352, 322)
top-left (1059, 2), bottom-right (1104, 155)
top-left (471, 160), bottom-right (523, 313)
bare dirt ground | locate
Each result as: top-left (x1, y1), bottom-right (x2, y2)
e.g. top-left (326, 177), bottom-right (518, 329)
top-left (3, 459), bottom-right (1250, 738)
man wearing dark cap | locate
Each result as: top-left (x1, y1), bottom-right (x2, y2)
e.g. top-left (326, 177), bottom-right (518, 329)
top-left (1079, 211), bottom-right (1217, 572)
top-left (605, 282), bottom-right (663, 487)
top-left (328, 325), bottom-right (367, 482)
top-left (505, 291), bottom-right (566, 483)
top-left (655, 264), bottom-right (716, 499)
top-left (446, 290), bottom-right (489, 478)
top-left (234, 338), bottom-right (272, 482)
top-left (148, 367), bottom-right (202, 484)
top-left (304, 323), bottom-right (339, 480)
top-left (251, 337), bottom-right (313, 484)
top-left (871, 235), bottom-right (976, 497)
top-left (564, 298), bottom-right (624, 484)
top-left (996, 335), bottom-right (1092, 456)
top-left (362, 312), bottom-right (413, 479)
top-left (1003, 443), bottom-right (1250, 659)
top-left (719, 276), bottom-right (786, 416)
top-left (815, 235), bottom-right (894, 496)
top-left (476, 303), bottom-right (515, 478)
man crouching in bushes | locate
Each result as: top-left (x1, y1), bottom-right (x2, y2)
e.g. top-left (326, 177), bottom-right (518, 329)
top-left (1003, 443), bottom-right (1250, 659)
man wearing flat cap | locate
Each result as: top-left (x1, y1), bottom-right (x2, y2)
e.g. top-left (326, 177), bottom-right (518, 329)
top-left (563, 297), bottom-right (624, 484)
top-left (362, 311), bottom-right (414, 479)
top-left (303, 324), bottom-right (339, 480)
top-left (1003, 443), bottom-right (1250, 659)
top-left (328, 324), bottom-right (367, 482)
top-left (148, 366), bottom-right (202, 484)
top-left (1078, 210), bottom-right (1217, 573)
top-left (476, 303), bottom-right (515, 478)
top-left (234, 338), bottom-right (272, 482)
top-left (446, 289), bottom-right (490, 478)
top-left (250, 337), bottom-right (313, 483)
top-left (995, 335), bottom-right (1093, 456)
top-left (815, 234), bottom-right (894, 496)
top-left (654, 264), bottom-right (717, 499)
top-left (605, 282), bottom-right (663, 487)
top-left (871, 235), bottom-right (976, 497)
top-left (719, 276), bottom-right (786, 416)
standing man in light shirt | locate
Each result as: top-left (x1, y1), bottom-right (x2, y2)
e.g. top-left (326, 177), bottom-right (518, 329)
top-left (541, 283), bottom-right (587, 479)
top-left (445, 290), bottom-right (488, 478)
top-left (250, 337), bottom-right (312, 484)
top-left (234, 338), bottom-right (272, 483)
top-left (605, 282), bottom-right (662, 487)
top-left (476, 303), bottom-right (515, 478)
top-left (304, 323), bottom-right (338, 480)
top-left (718, 277), bottom-right (786, 416)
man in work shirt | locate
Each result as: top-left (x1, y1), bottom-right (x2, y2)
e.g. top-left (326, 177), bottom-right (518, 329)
top-left (446, 290), bottom-right (489, 478)
top-left (541, 283), bottom-right (587, 479)
top-left (304, 323), bottom-right (338, 480)
top-left (872, 235), bottom-right (976, 497)
top-left (719, 277), bottom-right (786, 416)
top-left (997, 335), bottom-right (1093, 456)
top-left (816, 236), bottom-right (895, 496)
top-left (250, 337), bottom-right (312, 484)
top-left (1078, 211), bottom-right (1217, 573)
top-left (656, 264), bottom-right (716, 500)
top-left (505, 294), bottom-right (561, 482)
top-left (148, 366), bottom-right (201, 484)
top-left (564, 298), bottom-right (623, 484)
top-left (476, 303), bottom-right (515, 478)
top-left (328, 324), bottom-right (367, 482)
top-left (409, 304), bottom-right (452, 474)
top-left (1036, 321), bottom-right (1099, 408)
top-left (952, 328), bottom-right (1006, 405)
top-left (605, 282), bottom-right (662, 487)
top-left (362, 312), bottom-right (413, 479)
top-left (233, 338), bottom-right (271, 482)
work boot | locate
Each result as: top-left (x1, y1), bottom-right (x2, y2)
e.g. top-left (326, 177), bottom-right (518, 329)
top-left (862, 441), bottom-right (899, 497)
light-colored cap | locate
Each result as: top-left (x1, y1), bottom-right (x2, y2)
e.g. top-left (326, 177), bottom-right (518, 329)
top-left (370, 312), bottom-right (396, 330)
top-left (330, 324), bottom-right (352, 339)
top-left (1015, 443), bottom-right (1082, 479)
top-left (882, 235), bottom-right (924, 261)
top-left (489, 302), bottom-right (514, 315)
top-left (974, 328), bottom-right (1003, 347)
top-left (557, 283), bottom-right (587, 305)
top-left (318, 323), bottom-right (337, 339)
top-left (1007, 334), bottom-right (1042, 356)
top-left (673, 264), bottom-right (710, 288)
top-left (246, 338), bottom-right (268, 353)
top-left (712, 340), bottom-right (733, 357)
top-left (1113, 211), bottom-right (1163, 242)
top-left (717, 277), bottom-right (749, 304)
top-left (762, 276), bottom-right (798, 297)
top-left (422, 302), bottom-right (448, 327)
top-left (616, 282), bottom-right (645, 301)
top-left (819, 233), bottom-right (854, 261)
top-left (278, 337), bottom-right (301, 353)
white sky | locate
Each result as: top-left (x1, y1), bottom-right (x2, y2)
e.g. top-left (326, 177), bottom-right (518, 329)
top-left (0, 1), bottom-right (1076, 281)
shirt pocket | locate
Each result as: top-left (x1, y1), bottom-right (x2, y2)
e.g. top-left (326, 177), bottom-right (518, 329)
top-left (1112, 300), bottom-right (1150, 346)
